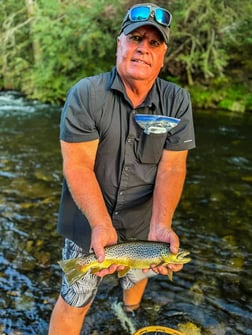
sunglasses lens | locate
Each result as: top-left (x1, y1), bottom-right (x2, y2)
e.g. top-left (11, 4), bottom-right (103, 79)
top-left (155, 8), bottom-right (171, 26)
top-left (128, 6), bottom-right (172, 28)
top-left (130, 6), bottom-right (150, 21)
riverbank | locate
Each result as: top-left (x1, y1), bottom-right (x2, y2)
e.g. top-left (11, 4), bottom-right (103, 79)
top-left (188, 82), bottom-right (252, 113)
top-left (1, 79), bottom-right (252, 114)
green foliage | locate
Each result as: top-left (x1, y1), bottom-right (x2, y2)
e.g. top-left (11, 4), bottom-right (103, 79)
top-left (167, 0), bottom-right (239, 82)
top-left (0, 0), bottom-right (126, 103)
top-left (217, 86), bottom-right (251, 113)
top-left (188, 79), bottom-right (252, 112)
top-left (0, 0), bottom-right (251, 109)
top-left (32, 0), bottom-right (127, 102)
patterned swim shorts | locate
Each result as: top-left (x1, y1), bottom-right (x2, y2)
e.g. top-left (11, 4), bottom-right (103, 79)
top-left (60, 239), bottom-right (157, 307)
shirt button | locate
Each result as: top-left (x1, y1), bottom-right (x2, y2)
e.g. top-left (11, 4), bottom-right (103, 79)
top-left (119, 191), bottom-right (124, 195)
top-left (114, 211), bottom-right (119, 215)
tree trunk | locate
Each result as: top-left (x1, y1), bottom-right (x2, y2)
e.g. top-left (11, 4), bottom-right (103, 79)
top-left (25, 0), bottom-right (42, 66)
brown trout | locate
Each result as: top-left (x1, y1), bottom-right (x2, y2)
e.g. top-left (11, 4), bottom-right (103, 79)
top-left (59, 241), bottom-right (191, 286)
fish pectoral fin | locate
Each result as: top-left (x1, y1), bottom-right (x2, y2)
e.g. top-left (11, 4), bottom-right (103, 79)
top-left (167, 268), bottom-right (173, 281)
top-left (90, 267), bottom-right (102, 274)
top-left (160, 262), bottom-right (173, 281)
top-left (117, 266), bottom-right (130, 278)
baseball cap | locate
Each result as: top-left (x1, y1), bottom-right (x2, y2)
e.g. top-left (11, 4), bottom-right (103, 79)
top-left (119, 3), bottom-right (172, 44)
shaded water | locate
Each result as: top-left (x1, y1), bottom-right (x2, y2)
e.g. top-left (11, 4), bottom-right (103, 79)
top-left (0, 92), bottom-right (251, 334)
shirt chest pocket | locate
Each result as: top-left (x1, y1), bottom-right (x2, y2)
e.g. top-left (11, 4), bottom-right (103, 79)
top-left (134, 130), bottom-right (167, 164)
top-left (133, 113), bottom-right (180, 164)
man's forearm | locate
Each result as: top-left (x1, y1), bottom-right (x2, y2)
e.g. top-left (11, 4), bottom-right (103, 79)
top-left (150, 150), bottom-right (188, 230)
top-left (64, 165), bottom-right (113, 229)
top-left (60, 139), bottom-right (113, 230)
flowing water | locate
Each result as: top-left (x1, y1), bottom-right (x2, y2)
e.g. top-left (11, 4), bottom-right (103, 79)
top-left (0, 91), bottom-right (251, 335)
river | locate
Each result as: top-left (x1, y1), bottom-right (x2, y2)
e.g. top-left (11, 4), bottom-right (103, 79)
top-left (0, 91), bottom-right (251, 335)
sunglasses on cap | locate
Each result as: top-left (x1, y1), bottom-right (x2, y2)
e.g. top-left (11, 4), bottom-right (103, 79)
top-left (126, 5), bottom-right (172, 28)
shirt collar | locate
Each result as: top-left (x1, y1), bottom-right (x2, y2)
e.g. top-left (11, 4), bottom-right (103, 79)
top-left (111, 67), bottom-right (160, 110)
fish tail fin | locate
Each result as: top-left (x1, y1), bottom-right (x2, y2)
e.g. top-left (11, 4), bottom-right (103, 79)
top-left (58, 258), bottom-right (87, 286)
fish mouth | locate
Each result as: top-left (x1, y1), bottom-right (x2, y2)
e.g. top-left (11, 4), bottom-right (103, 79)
top-left (176, 250), bottom-right (191, 263)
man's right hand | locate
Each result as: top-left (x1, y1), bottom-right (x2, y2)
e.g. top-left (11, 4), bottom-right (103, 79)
top-left (90, 224), bottom-right (124, 277)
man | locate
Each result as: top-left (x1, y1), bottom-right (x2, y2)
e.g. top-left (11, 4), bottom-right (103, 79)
top-left (49, 3), bottom-right (195, 334)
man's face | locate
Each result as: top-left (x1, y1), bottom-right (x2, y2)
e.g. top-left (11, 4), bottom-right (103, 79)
top-left (116, 25), bottom-right (167, 84)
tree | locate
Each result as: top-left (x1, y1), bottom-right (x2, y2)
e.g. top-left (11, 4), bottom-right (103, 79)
top-left (0, 0), bottom-right (126, 102)
top-left (0, 1), bottom-right (32, 89)
top-left (25, 0), bottom-right (42, 65)
top-left (0, 0), bottom-right (251, 108)
top-left (30, 0), bottom-right (130, 102)
top-left (165, 0), bottom-right (240, 84)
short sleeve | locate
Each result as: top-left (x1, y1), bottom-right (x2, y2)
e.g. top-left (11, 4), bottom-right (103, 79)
top-left (60, 78), bottom-right (99, 143)
top-left (165, 87), bottom-right (196, 151)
